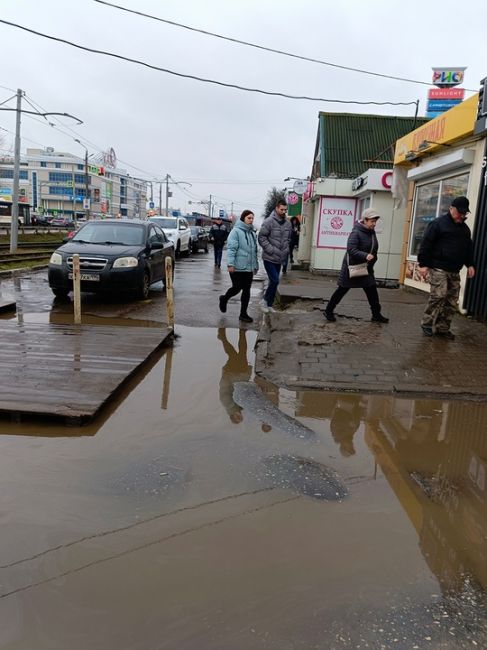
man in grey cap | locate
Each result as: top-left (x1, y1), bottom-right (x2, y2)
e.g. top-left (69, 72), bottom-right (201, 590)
top-left (418, 195), bottom-right (475, 340)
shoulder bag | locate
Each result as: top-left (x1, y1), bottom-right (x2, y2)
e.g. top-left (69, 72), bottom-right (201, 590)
top-left (347, 236), bottom-right (375, 278)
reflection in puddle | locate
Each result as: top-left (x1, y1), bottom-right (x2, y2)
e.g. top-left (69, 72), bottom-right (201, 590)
top-left (1, 326), bottom-right (487, 647)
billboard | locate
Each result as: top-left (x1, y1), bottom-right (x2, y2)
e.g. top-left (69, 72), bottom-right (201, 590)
top-left (432, 67), bottom-right (466, 87)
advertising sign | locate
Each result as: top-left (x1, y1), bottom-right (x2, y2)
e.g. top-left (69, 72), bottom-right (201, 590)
top-left (317, 196), bottom-right (357, 249)
top-left (428, 88), bottom-right (465, 100)
top-left (292, 179), bottom-right (307, 195)
top-left (432, 67), bottom-right (466, 87)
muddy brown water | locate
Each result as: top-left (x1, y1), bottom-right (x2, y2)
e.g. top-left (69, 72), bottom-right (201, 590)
top-left (0, 325), bottom-right (487, 649)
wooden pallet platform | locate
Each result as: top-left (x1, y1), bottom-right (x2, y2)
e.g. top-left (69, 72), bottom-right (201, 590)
top-left (0, 321), bottom-right (172, 422)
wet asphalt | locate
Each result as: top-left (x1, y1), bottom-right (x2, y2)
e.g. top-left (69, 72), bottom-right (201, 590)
top-left (0, 249), bottom-right (487, 649)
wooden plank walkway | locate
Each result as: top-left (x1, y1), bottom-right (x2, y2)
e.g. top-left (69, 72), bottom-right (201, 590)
top-left (0, 321), bottom-right (172, 422)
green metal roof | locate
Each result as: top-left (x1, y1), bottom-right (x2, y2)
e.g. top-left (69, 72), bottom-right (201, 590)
top-left (316, 112), bottom-right (430, 178)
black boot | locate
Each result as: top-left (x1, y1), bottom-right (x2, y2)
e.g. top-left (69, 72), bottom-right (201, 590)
top-left (371, 313), bottom-right (389, 323)
top-left (219, 295), bottom-right (227, 313)
top-left (239, 314), bottom-right (253, 323)
top-left (324, 309), bottom-right (336, 322)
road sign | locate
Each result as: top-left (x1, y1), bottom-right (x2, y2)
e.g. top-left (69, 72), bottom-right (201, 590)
top-left (293, 179), bottom-right (307, 195)
top-left (149, 201), bottom-right (155, 209)
top-left (83, 198), bottom-right (90, 209)
top-left (219, 209), bottom-right (225, 218)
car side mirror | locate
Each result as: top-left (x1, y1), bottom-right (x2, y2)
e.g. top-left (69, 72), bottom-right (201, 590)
top-left (150, 241), bottom-right (164, 249)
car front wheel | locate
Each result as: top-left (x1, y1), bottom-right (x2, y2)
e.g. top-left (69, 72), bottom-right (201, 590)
top-left (52, 288), bottom-right (70, 299)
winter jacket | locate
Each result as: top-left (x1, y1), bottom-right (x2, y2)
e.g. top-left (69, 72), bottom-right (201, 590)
top-left (337, 222), bottom-right (378, 288)
top-left (418, 212), bottom-right (474, 273)
top-left (258, 211), bottom-right (292, 264)
top-left (210, 223), bottom-right (229, 247)
top-left (226, 220), bottom-right (259, 272)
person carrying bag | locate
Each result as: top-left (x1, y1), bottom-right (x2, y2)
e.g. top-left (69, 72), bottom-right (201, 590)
top-left (324, 208), bottom-right (389, 323)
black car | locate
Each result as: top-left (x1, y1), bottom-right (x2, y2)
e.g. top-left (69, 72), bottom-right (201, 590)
top-left (190, 226), bottom-right (209, 253)
top-left (48, 219), bottom-right (175, 300)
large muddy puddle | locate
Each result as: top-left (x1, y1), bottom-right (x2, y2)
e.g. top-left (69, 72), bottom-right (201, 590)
top-left (1, 326), bottom-right (487, 649)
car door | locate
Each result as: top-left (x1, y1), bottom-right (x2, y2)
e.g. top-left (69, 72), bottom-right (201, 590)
top-left (147, 225), bottom-right (165, 282)
top-left (179, 218), bottom-right (191, 250)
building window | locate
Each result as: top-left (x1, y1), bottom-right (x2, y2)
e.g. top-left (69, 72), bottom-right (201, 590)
top-left (0, 169), bottom-right (28, 180)
top-left (40, 161), bottom-right (47, 168)
top-left (409, 172), bottom-right (470, 258)
top-left (48, 172), bottom-right (86, 183)
top-left (55, 162), bottom-right (61, 169)
top-left (357, 196), bottom-right (371, 219)
top-left (77, 164), bottom-right (83, 170)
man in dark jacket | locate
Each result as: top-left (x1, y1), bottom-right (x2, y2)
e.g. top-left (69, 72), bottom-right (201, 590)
top-left (418, 195), bottom-right (475, 340)
top-left (258, 200), bottom-right (292, 312)
top-left (210, 217), bottom-right (229, 268)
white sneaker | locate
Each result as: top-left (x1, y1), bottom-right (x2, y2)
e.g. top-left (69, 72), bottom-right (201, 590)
top-left (260, 299), bottom-right (270, 313)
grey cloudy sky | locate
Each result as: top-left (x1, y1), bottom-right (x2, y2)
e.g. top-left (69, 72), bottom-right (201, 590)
top-left (1, 0), bottom-right (486, 218)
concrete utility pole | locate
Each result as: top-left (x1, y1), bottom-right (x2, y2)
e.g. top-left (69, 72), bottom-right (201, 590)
top-left (10, 89), bottom-right (22, 253)
top-left (208, 194), bottom-right (212, 219)
top-left (159, 182), bottom-right (162, 215)
top-left (75, 139), bottom-right (90, 221)
top-left (165, 173), bottom-right (170, 217)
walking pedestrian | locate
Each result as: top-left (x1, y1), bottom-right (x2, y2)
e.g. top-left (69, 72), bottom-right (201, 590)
top-left (324, 207), bottom-right (389, 323)
top-left (210, 216), bottom-right (228, 268)
top-left (418, 195), bottom-right (475, 340)
top-left (219, 210), bottom-right (258, 323)
top-left (258, 199), bottom-right (292, 312)
top-left (283, 216), bottom-right (301, 274)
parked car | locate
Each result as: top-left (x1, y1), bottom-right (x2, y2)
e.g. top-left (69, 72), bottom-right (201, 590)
top-left (190, 226), bottom-right (209, 253)
top-left (48, 219), bottom-right (175, 300)
top-left (149, 216), bottom-right (191, 257)
top-left (50, 217), bottom-right (75, 228)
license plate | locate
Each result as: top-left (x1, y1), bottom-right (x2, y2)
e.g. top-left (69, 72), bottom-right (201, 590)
top-left (69, 272), bottom-right (100, 282)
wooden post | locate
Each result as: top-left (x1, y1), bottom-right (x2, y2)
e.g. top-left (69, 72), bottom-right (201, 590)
top-left (72, 253), bottom-right (81, 325)
top-left (165, 256), bottom-right (174, 330)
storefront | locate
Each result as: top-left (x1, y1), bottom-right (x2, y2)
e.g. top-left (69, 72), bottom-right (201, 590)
top-left (300, 169), bottom-right (399, 280)
top-left (394, 94), bottom-right (485, 304)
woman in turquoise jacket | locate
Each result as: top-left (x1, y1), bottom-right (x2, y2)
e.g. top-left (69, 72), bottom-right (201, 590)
top-left (219, 210), bottom-right (258, 323)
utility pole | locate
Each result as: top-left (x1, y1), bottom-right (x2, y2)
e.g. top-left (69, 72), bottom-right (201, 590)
top-left (159, 182), bottom-right (162, 215)
top-left (165, 173), bottom-right (170, 217)
top-left (10, 89), bottom-right (22, 253)
top-left (84, 149), bottom-right (90, 220)
top-left (208, 194), bottom-right (212, 220)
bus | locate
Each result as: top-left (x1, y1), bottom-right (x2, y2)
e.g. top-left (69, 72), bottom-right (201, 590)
top-left (0, 200), bottom-right (30, 225)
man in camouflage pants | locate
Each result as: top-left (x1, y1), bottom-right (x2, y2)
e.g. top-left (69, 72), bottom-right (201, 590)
top-left (418, 196), bottom-right (475, 340)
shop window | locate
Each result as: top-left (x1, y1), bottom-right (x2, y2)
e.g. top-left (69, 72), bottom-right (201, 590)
top-left (357, 196), bottom-right (371, 220)
top-left (409, 172), bottom-right (469, 258)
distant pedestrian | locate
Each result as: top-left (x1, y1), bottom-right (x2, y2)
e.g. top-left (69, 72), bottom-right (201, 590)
top-left (258, 199), bottom-right (292, 312)
top-left (324, 208), bottom-right (389, 323)
top-left (210, 217), bottom-right (228, 268)
top-left (283, 216), bottom-right (301, 274)
top-left (219, 210), bottom-right (258, 323)
top-left (418, 195), bottom-right (475, 340)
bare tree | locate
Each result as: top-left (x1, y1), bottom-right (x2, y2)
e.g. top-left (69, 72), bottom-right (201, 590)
top-left (262, 186), bottom-right (286, 219)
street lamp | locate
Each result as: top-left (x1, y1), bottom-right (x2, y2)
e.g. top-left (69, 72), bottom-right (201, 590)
top-left (74, 139), bottom-right (90, 221)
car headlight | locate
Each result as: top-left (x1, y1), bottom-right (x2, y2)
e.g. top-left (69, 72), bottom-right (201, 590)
top-left (49, 252), bottom-right (63, 265)
top-left (113, 256), bottom-right (139, 268)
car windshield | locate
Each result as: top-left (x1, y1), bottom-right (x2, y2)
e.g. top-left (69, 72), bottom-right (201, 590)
top-left (71, 223), bottom-right (145, 246)
top-left (149, 217), bottom-right (177, 229)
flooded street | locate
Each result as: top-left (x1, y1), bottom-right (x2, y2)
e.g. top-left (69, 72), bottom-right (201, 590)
top-left (1, 256), bottom-right (487, 648)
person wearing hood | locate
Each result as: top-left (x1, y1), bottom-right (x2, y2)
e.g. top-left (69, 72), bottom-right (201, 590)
top-left (219, 210), bottom-right (258, 323)
top-left (324, 207), bottom-right (389, 323)
top-left (258, 199), bottom-right (292, 312)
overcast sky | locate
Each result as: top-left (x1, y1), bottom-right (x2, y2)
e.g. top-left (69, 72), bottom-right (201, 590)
top-left (1, 0), bottom-right (486, 219)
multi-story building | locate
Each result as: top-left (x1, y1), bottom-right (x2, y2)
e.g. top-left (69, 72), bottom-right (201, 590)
top-left (0, 147), bottom-right (147, 220)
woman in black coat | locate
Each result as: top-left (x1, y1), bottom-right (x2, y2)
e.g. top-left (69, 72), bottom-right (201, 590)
top-left (324, 208), bottom-right (389, 323)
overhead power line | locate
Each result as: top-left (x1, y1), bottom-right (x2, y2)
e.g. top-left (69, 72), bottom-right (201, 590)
top-left (94, 0), bottom-right (476, 91)
top-left (0, 19), bottom-right (417, 106)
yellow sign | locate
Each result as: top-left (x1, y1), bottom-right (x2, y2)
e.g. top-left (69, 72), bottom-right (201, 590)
top-left (394, 93), bottom-right (479, 164)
